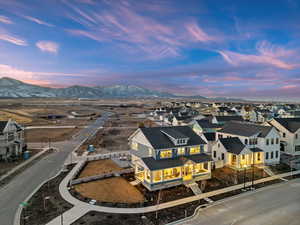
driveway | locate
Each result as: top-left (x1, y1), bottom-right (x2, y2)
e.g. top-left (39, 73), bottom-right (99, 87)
top-left (175, 178), bottom-right (300, 225)
top-left (0, 112), bottom-right (111, 225)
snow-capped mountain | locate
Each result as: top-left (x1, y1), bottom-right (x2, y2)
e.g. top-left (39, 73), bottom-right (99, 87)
top-left (0, 77), bottom-right (175, 98)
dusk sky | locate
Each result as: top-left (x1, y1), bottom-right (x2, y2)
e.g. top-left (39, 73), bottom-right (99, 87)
top-left (0, 0), bottom-right (300, 100)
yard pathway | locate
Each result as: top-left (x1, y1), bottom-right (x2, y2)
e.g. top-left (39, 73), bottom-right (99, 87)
top-left (45, 160), bottom-right (300, 225)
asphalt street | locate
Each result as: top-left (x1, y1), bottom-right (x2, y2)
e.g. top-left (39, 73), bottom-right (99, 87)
top-left (0, 111), bottom-right (110, 225)
top-left (177, 178), bottom-right (300, 225)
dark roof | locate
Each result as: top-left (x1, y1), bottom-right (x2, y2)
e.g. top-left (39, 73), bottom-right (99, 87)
top-left (141, 153), bottom-right (212, 170)
top-left (195, 120), bottom-right (220, 129)
top-left (203, 133), bottom-right (216, 142)
top-left (219, 137), bottom-right (245, 155)
top-left (0, 121), bottom-right (8, 133)
top-left (273, 118), bottom-right (300, 133)
top-left (160, 128), bottom-right (188, 139)
top-left (250, 147), bottom-right (264, 153)
top-left (219, 121), bottom-right (272, 137)
top-left (140, 126), bottom-right (206, 149)
top-left (215, 116), bottom-right (244, 122)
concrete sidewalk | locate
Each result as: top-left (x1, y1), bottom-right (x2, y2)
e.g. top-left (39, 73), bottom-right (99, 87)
top-left (45, 159), bottom-right (300, 225)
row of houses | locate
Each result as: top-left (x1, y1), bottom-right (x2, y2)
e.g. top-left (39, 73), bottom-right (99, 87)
top-left (129, 108), bottom-right (300, 191)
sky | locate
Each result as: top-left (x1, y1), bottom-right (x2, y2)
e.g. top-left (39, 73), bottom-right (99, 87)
top-left (0, 0), bottom-right (300, 100)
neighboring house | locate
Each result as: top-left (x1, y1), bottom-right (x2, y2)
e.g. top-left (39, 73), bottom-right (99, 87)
top-left (217, 121), bottom-right (280, 165)
top-left (269, 118), bottom-right (300, 156)
top-left (190, 120), bottom-right (221, 134)
top-left (129, 126), bottom-right (212, 191)
top-left (202, 132), bottom-right (217, 153)
top-left (0, 120), bottom-right (25, 161)
top-left (212, 137), bottom-right (264, 169)
top-left (214, 116), bottom-right (244, 125)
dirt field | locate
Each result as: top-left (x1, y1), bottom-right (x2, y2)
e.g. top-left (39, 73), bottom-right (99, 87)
top-left (25, 128), bottom-right (80, 143)
top-left (78, 160), bottom-right (122, 178)
top-left (77, 105), bottom-right (156, 155)
top-left (74, 177), bottom-right (144, 203)
top-left (0, 110), bottom-right (32, 124)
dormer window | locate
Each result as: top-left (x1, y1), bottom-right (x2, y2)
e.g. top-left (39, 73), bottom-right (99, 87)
top-left (160, 129), bottom-right (189, 146)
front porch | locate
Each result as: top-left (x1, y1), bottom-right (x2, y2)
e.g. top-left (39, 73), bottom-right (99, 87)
top-left (135, 162), bottom-right (211, 191)
top-left (228, 152), bottom-right (264, 170)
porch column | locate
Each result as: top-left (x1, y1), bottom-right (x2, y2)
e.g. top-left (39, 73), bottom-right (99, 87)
top-left (180, 167), bottom-right (182, 179)
top-left (207, 162), bottom-right (211, 171)
top-left (237, 155), bottom-right (241, 169)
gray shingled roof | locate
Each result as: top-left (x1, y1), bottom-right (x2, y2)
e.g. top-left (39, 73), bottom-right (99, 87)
top-left (274, 118), bottom-right (300, 133)
top-left (203, 133), bottom-right (216, 141)
top-left (141, 153), bottom-right (212, 170)
top-left (219, 137), bottom-right (245, 155)
top-left (0, 121), bottom-right (8, 134)
top-left (220, 121), bottom-right (272, 137)
top-left (140, 126), bottom-right (206, 149)
top-left (215, 116), bottom-right (244, 122)
top-left (195, 120), bottom-right (221, 129)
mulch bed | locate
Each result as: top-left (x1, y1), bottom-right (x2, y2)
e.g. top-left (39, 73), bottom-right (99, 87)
top-left (20, 164), bottom-right (75, 225)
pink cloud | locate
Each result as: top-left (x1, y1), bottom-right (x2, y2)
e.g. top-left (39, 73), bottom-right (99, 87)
top-left (185, 21), bottom-right (215, 42)
top-left (36, 41), bottom-right (59, 54)
top-left (218, 48), bottom-right (295, 70)
top-left (0, 15), bottom-right (13, 24)
top-left (0, 29), bottom-right (27, 46)
top-left (65, 1), bottom-right (216, 59)
top-left (22, 15), bottom-right (54, 27)
top-left (280, 85), bottom-right (297, 90)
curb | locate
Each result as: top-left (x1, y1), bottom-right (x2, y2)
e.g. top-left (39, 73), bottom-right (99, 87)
top-left (0, 147), bottom-right (51, 183)
top-left (166, 176), bottom-right (300, 225)
top-left (13, 169), bottom-right (63, 225)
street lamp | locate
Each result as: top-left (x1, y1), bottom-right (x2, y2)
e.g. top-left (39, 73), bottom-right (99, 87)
top-left (242, 165), bottom-right (247, 191)
top-left (251, 153), bottom-right (255, 190)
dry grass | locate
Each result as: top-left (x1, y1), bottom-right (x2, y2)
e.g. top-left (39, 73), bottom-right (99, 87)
top-left (25, 128), bottom-right (80, 143)
top-left (78, 159), bottom-right (122, 178)
top-left (0, 110), bottom-right (32, 124)
top-left (74, 177), bottom-right (144, 203)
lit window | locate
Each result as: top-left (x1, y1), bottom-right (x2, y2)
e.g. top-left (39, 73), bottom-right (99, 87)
top-left (190, 146), bottom-right (200, 154)
top-left (177, 148), bottom-right (185, 155)
top-left (160, 150), bottom-right (172, 158)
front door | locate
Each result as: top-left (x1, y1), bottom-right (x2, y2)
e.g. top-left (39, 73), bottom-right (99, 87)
top-left (183, 165), bottom-right (193, 181)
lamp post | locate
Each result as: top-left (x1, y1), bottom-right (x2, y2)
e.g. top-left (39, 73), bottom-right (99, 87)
top-left (251, 153), bottom-right (255, 190)
top-left (242, 165), bottom-right (247, 191)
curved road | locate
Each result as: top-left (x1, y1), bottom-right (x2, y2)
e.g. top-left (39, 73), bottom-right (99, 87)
top-left (0, 112), bottom-right (111, 225)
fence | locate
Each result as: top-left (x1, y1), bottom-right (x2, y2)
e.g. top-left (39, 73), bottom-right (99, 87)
top-left (70, 168), bottom-right (134, 185)
top-left (69, 151), bottom-right (132, 186)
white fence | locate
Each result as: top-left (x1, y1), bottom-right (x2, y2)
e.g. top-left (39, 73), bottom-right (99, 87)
top-left (69, 151), bottom-right (132, 186)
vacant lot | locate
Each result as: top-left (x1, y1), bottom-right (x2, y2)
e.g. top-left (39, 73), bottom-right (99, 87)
top-left (25, 128), bottom-right (80, 143)
top-left (78, 159), bottom-right (122, 178)
top-left (74, 177), bottom-right (144, 203)
top-left (0, 110), bottom-right (32, 124)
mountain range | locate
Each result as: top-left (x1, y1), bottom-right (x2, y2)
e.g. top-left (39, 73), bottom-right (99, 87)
top-left (0, 77), bottom-right (246, 101)
top-left (0, 77), bottom-right (179, 98)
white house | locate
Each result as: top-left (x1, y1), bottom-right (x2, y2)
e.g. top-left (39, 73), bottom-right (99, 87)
top-left (217, 121), bottom-right (280, 165)
top-left (269, 118), bottom-right (300, 156)
top-left (212, 137), bottom-right (264, 169)
top-left (0, 120), bottom-right (25, 161)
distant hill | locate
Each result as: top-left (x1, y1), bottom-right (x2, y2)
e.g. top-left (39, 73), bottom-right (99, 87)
top-left (0, 77), bottom-right (175, 98)
top-left (0, 77), bottom-right (247, 101)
